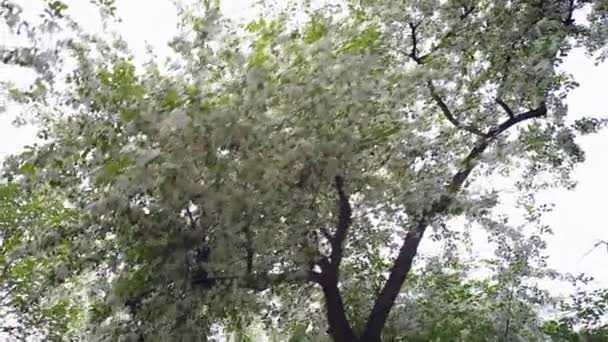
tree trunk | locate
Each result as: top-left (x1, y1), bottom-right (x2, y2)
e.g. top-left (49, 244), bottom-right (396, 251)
top-left (321, 270), bottom-right (358, 341)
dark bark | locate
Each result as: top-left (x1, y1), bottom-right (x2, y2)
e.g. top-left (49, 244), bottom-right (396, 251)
top-left (496, 98), bottom-right (516, 119)
top-left (360, 103), bottom-right (546, 341)
top-left (427, 81), bottom-right (487, 137)
top-left (360, 219), bottom-right (429, 342)
top-left (320, 264), bottom-right (359, 342)
top-left (244, 223), bottom-right (254, 276)
top-left (317, 176), bottom-right (358, 341)
top-left (328, 175), bottom-right (352, 266)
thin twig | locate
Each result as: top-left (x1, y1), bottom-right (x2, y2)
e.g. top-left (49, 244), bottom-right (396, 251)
top-left (408, 21), bottom-right (424, 64)
top-left (563, 0), bottom-right (576, 26)
top-left (407, 18), bottom-right (485, 137)
top-left (428, 81), bottom-right (487, 137)
top-left (185, 206), bottom-right (197, 230)
top-left (579, 240), bottom-right (608, 261)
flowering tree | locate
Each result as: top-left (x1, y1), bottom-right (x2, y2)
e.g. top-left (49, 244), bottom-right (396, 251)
top-left (2, 0), bottom-right (608, 340)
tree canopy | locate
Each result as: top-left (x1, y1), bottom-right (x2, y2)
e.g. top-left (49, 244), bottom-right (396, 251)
top-left (1, 0), bottom-right (608, 340)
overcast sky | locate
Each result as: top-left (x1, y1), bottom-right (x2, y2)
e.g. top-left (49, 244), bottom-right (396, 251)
top-left (1, 0), bottom-right (607, 293)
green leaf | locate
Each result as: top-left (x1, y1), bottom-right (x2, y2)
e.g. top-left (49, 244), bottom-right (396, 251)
top-left (120, 109), bottom-right (139, 122)
top-left (302, 18), bottom-right (327, 44)
top-left (115, 268), bottom-right (147, 298)
top-left (246, 19), bottom-right (266, 33)
top-left (163, 88), bottom-right (180, 110)
top-left (95, 157), bottom-right (130, 186)
top-left (48, 1), bottom-right (69, 17)
top-left (18, 163), bottom-right (36, 176)
top-left (357, 120), bottom-right (400, 151)
top-left (342, 24), bottom-right (381, 53)
top-left (89, 302), bottom-right (112, 323)
top-left (43, 301), bottom-right (68, 319)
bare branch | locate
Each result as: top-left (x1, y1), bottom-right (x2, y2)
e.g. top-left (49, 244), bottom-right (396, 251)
top-left (486, 102), bottom-right (547, 139)
top-left (408, 21), bottom-right (424, 63)
top-left (563, 0), bottom-right (576, 26)
top-left (407, 18), bottom-right (485, 138)
top-left (580, 240), bottom-right (608, 261)
top-left (428, 81), bottom-right (487, 137)
top-left (185, 206), bottom-right (197, 230)
top-left (406, 6), bottom-right (476, 64)
top-left (496, 98), bottom-right (516, 119)
top-left (449, 101), bottom-right (547, 192)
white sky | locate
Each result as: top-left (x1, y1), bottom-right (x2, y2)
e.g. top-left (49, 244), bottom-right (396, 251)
top-left (1, 0), bottom-right (607, 295)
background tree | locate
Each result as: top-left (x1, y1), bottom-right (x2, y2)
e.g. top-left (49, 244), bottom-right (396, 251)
top-left (0, 183), bottom-right (80, 340)
top-left (1, 0), bottom-right (608, 340)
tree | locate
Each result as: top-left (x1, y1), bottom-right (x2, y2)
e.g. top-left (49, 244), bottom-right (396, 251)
top-left (0, 183), bottom-right (79, 340)
top-left (2, 0), bottom-right (608, 340)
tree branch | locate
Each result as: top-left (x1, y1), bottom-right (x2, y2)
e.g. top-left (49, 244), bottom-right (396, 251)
top-left (1, 325), bottom-right (20, 332)
top-left (460, 5), bottom-right (476, 20)
top-left (487, 102), bottom-right (547, 138)
top-left (406, 6), bottom-right (476, 64)
top-left (408, 21), bottom-right (424, 64)
top-left (327, 175), bottom-right (352, 268)
top-left (428, 81), bottom-right (487, 137)
top-left (321, 279), bottom-right (358, 341)
top-left (185, 206), bottom-right (197, 230)
top-left (317, 175), bottom-right (358, 341)
top-left (407, 19), bottom-right (485, 137)
top-left (191, 177), bottom-right (357, 342)
top-left (361, 102), bottom-right (547, 341)
top-left (496, 98), bottom-right (516, 119)
top-left (563, 0), bottom-right (576, 26)
top-left (244, 223), bottom-right (254, 276)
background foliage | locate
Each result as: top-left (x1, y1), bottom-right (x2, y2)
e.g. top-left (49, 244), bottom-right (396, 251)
top-left (1, 0), bottom-right (608, 340)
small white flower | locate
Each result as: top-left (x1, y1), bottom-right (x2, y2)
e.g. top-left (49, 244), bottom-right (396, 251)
top-left (162, 110), bottom-right (191, 131)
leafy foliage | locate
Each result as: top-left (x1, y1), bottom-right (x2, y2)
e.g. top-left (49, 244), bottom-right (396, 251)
top-left (1, 0), bottom-right (608, 340)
